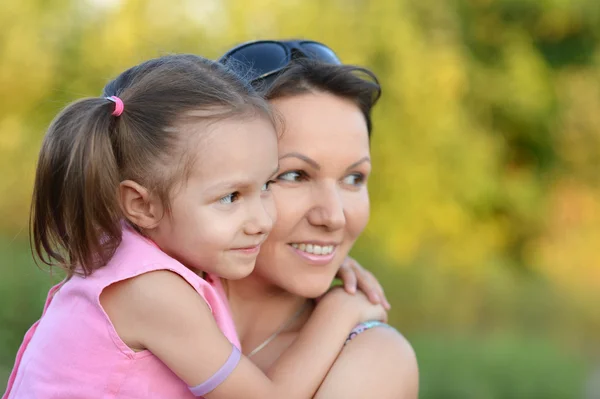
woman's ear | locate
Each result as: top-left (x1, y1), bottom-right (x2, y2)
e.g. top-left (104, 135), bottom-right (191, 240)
top-left (118, 180), bottom-right (164, 229)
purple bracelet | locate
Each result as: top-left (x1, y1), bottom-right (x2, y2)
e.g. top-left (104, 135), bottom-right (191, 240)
top-left (345, 321), bottom-right (392, 345)
top-left (189, 345), bottom-right (241, 396)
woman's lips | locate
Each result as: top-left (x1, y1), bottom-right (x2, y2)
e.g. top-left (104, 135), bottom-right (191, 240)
top-left (287, 243), bottom-right (338, 265)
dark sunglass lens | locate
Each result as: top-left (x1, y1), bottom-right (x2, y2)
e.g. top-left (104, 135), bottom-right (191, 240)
top-left (223, 42), bottom-right (289, 81)
top-left (300, 42), bottom-right (341, 64)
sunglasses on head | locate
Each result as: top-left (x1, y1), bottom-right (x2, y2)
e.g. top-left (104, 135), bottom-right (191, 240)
top-left (218, 40), bottom-right (341, 84)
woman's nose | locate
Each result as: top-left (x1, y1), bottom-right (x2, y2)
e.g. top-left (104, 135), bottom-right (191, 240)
top-left (307, 183), bottom-right (345, 231)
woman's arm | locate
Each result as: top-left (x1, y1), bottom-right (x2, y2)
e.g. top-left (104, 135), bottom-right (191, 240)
top-left (102, 270), bottom-right (386, 399)
top-left (314, 327), bottom-right (419, 399)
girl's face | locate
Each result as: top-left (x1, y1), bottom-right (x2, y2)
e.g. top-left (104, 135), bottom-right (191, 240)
top-left (152, 115), bottom-right (279, 280)
top-left (253, 91), bottom-right (371, 298)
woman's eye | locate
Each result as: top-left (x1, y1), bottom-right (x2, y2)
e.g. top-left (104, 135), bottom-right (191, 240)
top-left (342, 173), bottom-right (365, 186)
top-left (262, 180), bottom-right (276, 191)
top-left (219, 192), bottom-right (240, 204)
top-left (277, 171), bottom-right (306, 182)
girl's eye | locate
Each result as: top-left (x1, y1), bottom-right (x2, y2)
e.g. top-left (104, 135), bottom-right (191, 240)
top-left (219, 192), bottom-right (240, 204)
top-left (262, 180), bottom-right (276, 191)
top-left (342, 173), bottom-right (365, 186)
top-left (277, 170), bottom-right (307, 182)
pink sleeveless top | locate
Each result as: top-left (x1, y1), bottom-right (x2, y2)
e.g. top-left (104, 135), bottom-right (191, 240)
top-left (2, 226), bottom-right (240, 398)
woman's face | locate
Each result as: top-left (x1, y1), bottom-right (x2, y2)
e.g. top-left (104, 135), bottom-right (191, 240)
top-left (254, 90), bottom-right (371, 298)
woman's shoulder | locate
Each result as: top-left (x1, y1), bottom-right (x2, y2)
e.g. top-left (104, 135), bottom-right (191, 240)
top-left (345, 325), bottom-right (417, 368)
top-left (315, 325), bottom-right (419, 399)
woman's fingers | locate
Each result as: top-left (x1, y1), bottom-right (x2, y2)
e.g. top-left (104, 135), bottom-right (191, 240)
top-left (338, 256), bottom-right (392, 310)
top-left (337, 261), bottom-right (357, 294)
top-left (351, 261), bottom-right (391, 310)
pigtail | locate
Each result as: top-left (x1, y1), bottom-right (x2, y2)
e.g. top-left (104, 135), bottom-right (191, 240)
top-left (31, 97), bottom-right (123, 277)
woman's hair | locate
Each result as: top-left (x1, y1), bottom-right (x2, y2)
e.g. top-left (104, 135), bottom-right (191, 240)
top-left (31, 54), bottom-right (272, 277)
top-left (262, 58), bottom-right (381, 136)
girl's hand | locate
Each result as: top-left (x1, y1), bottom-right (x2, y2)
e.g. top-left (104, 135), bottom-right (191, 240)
top-left (336, 256), bottom-right (391, 310)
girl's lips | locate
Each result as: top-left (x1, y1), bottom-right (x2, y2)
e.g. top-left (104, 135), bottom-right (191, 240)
top-left (230, 245), bottom-right (261, 255)
top-left (288, 244), bottom-right (337, 265)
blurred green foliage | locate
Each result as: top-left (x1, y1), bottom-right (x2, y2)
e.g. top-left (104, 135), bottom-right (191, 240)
top-left (0, 0), bottom-right (598, 397)
top-left (413, 333), bottom-right (588, 399)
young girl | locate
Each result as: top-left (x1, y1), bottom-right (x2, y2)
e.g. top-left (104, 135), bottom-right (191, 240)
top-left (2, 55), bottom-right (385, 398)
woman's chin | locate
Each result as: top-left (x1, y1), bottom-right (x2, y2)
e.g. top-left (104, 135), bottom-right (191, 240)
top-left (256, 246), bottom-right (347, 298)
top-left (284, 275), bottom-right (336, 299)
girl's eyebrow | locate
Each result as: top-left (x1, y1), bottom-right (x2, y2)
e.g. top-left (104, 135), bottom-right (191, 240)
top-left (207, 165), bottom-right (280, 194)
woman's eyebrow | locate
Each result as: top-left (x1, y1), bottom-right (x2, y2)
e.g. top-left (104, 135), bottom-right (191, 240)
top-left (345, 157), bottom-right (371, 171)
top-left (278, 152), bottom-right (320, 170)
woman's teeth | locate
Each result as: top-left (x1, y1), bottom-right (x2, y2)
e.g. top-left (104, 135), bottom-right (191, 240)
top-left (290, 243), bottom-right (335, 255)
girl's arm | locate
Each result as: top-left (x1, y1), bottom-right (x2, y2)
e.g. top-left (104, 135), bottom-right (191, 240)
top-left (101, 270), bottom-right (385, 399)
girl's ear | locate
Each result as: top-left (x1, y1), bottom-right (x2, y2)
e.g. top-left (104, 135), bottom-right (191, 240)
top-left (118, 180), bottom-right (164, 229)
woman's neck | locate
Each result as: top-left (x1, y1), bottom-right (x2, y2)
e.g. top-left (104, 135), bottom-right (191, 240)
top-left (222, 273), bottom-right (313, 349)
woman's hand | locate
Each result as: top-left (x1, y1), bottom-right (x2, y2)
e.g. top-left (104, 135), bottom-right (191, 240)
top-left (336, 256), bottom-right (391, 310)
top-left (319, 287), bottom-right (388, 325)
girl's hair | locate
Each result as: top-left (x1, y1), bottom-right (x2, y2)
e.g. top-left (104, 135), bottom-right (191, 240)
top-left (262, 58), bottom-right (381, 136)
top-left (31, 54), bottom-right (272, 278)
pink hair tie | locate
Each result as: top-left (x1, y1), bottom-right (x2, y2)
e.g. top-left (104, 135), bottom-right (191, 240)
top-left (105, 96), bottom-right (124, 117)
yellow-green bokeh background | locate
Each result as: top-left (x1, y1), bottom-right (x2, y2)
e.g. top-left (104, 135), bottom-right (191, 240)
top-left (1, 0), bottom-right (599, 397)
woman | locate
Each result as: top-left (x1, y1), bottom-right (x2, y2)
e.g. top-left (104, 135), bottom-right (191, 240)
top-left (217, 40), bottom-right (419, 398)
